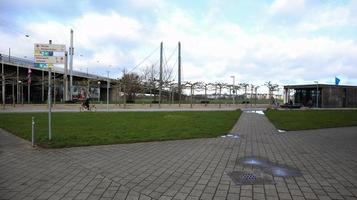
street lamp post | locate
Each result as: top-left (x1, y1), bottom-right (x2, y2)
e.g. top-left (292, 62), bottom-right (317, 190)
top-left (314, 81), bottom-right (319, 108)
top-left (230, 76), bottom-right (235, 105)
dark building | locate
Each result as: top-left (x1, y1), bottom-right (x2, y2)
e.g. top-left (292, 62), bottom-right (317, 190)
top-left (284, 84), bottom-right (357, 108)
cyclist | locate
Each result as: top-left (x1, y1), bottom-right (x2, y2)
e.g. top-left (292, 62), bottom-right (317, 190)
top-left (83, 97), bottom-right (90, 110)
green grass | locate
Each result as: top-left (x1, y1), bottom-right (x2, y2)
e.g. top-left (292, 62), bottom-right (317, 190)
top-left (265, 109), bottom-right (357, 131)
top-left (0, 111), bottom-right (241, 148)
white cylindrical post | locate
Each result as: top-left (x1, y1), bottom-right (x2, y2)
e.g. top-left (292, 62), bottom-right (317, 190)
top-left (31, 117), bottom-right (35, 147)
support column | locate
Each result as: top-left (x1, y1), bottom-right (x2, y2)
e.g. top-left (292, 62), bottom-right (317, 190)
top-left (107, 71), bottom-right (110, 112)
top-left (16, 65), bottom-right (19, 104)
top-left (42, 70), bottom-right (44, 102)
top-left (2, 55), bottom-right (5, 108)
top-left (27, 68), bottom-right (31, 104)
top-left (284, 88), bottom-right (290, 104)
top-left (87, 79), bottom-right (90, 99)
top-left (12, 80), bottom-right (14, 107)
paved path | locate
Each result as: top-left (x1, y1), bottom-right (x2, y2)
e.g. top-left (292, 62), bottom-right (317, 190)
top-left (0, 104), bottom-right (266, 113)
top-left (1, 111), bottom-right (357, 200)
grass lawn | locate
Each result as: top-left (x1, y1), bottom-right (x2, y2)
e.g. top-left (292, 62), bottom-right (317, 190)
top-left (265, 109), bottom-right (357, 131)
top-left (0, 111), bottom-right (241, 148)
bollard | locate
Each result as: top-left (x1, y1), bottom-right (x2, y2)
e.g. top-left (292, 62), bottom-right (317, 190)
top-left (31, 117), bottom-right (35, 147)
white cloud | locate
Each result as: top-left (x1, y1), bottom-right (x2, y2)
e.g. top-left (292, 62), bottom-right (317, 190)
top-left (73, 12), bottom-right (141, 49)
top-left (269, 0), bottom-right (306, 16)
top-left (267, 0), bottom-right (357, 32)
top-left (297, 6), bottom-right (351, 31)
top-left (146, 8), bottom-right (357, 87)
top-left (1, 3), bottom-right (357, 88)
top-left (131, 0), bottom-right (165, 8)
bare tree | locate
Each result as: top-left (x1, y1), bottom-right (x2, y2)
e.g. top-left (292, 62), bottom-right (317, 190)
top-left (215, 82), bottom-right (227, 108)
top-left (140, 63), bottom-right (175, 105)
top-left (264, 81), bottom-right (279, 99)
top-left (119, 73), bottom-right (142, 102)
top-left (196, 82), bottom-right (214, 106)
top-left (239, 83), bottom-right (249, 99)
top-left (183, 81), bottom-right (200, 108)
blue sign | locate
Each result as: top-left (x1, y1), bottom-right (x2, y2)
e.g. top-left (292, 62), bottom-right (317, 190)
top-left (40, 51), bottom-right (53, 56)
top-left (335, 77), bottom-right (340, 85)
top-left (34, 63), bottom-right (48, 68)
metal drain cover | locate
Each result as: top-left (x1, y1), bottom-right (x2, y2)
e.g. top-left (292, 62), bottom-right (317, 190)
top-left (227, 171), bottom-right (274, 185)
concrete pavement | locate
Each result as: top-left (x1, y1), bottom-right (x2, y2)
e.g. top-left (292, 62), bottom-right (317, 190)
top-left (1, 110), bottom-right (357, 200)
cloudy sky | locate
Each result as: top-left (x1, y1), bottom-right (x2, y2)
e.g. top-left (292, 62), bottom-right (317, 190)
top-left (1, 0), bottom-right (357, 91)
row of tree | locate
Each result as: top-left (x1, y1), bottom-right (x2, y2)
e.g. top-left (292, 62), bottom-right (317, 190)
top-left (112, 70), bottom-right (280, 102)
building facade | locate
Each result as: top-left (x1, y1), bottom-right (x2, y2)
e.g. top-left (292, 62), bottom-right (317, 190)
top-left (1, 53), bottom-right (114, 104)
top-left (284, 84), bottom-right (357, 108)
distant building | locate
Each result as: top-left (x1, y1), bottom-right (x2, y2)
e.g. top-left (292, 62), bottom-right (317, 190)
top-left (0, 53), bottom-right (110, 104)
top-left (284, 84), bottom-right (357, 108)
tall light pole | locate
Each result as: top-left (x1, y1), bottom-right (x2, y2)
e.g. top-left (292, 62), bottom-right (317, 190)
top-left (24, 34), bottom-right (34, 103)
top-left (159, 42), bottom-right (163, 108)
top-left (314, 81), bottom-right (318, 108)
top-left (69, 29), bottom-right (74, 100)
top-left (178, 42), bottom-right (181, 107)
top-left (230, 75), bottom-right (235, 105)
top-left (64, 51), bottom-right (68, 101)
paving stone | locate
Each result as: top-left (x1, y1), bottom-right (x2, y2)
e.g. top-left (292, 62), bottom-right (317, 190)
top-left (1, 112), bottom-right (357, 200)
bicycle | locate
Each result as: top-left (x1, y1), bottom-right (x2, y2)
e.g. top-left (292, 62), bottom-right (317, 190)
top-left (79, 103), bottom-right (97, 112)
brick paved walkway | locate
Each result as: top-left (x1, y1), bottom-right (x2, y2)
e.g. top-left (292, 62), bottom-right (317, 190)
top-left (1, 111), bottom-right (357, 200)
